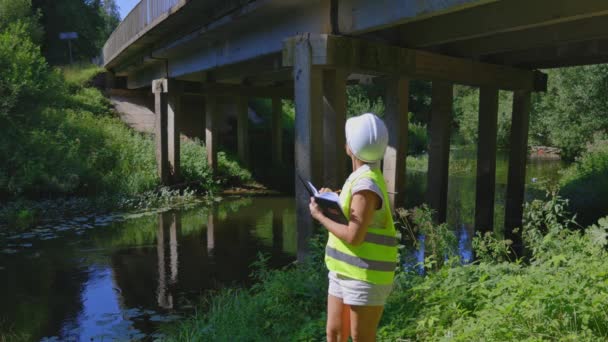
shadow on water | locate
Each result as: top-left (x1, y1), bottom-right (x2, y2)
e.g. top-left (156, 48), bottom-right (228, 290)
top-left (0, 196), bottom-right (295, 340)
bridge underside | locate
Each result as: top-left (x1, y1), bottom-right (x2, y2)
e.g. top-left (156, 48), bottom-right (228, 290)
top-left (104, 0), bottom-right (608, 259)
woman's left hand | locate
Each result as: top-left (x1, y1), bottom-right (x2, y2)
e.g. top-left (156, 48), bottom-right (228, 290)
top-left (309, 197), bottom-right (324, 221)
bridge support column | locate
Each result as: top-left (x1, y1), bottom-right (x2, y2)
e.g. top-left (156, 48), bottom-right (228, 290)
top-left (475, 87), bottom-right (499, 233)
top-left (505, 90), bottom-right (531, 252)
top-left (293, 39), bottom-right (324, 262)
top-left (383, 77), bottom-right (409, 210)
top-left (271, 97), bottom-right (283, 166)
top-left (237, 96), bottom-right (249, 166)
top-left (322, 69), bottom-right (348, 189)
top-left (427, 81), bottom-right (453, 223)
top-left (167, 83), bottom-right (182, 183)
top-left (153, 79), bottom-right (182, 184)
top-left (205, 95), bottom-right (218, 173)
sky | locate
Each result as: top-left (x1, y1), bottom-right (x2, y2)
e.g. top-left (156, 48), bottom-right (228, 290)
top-left (117, 0), bottom-right (140, 20)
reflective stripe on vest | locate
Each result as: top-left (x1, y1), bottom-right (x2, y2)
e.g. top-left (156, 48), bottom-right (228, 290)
top-left (325, 167), bottom-right (398, 284)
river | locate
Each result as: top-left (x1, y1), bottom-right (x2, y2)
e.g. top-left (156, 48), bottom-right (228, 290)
top-left (0, 150), bottom-right (562, 340)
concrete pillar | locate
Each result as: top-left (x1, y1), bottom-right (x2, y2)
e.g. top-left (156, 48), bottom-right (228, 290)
top-left (153, 79), bottom-right (169, 184)
top-left (153, 79), bottom-right (182, 184)
top-left (293, 39), bottom-right (324, 262)
top-left (322, 69), bottom-right (348, 190)
top-left (505, 90), bottom-right (531, 250)
top-left (167, 83), bottom-right (182, 183)
top-left (383, 77), bottom-right (409, 210)
top-left (427, 81), bottom-right (453, 223)
top-left (271, 97), bottom-right (283, 166)
top-left (205, 95), bottom-right (218, 173)
top-left (237, 96), bottom-right (249, 166)
top-left (475, 87), bottom-right (499, 233)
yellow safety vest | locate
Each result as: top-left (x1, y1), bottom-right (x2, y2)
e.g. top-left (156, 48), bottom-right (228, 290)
top-left (325, 167), bottom-right (398, 284)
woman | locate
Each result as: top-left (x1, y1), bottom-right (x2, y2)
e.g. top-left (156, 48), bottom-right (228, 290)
top-left (309, 113), bottom-right (398, 342)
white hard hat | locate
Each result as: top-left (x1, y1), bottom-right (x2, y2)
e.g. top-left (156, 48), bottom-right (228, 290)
top-left (345, 113), bottom-right (389, 163)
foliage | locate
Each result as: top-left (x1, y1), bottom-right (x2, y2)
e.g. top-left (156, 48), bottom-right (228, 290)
top-left (560, 138), bottom-right (608, 226)
top-left (166, 195), bottom-right (608, 341)
top-left (61, 63), bottom-right (104, 86)
top-left (347, 84), bottom-right (385, 117)
top-left (452, 86), bottom-right (514, 148)
top-left (0, 0), bottom-right (43, 42)
top-left (530, 66), bottom-right (608, 161)
top-left (0, 22), bottom-right (61, 121)
top-left (32, 0), bottom-right (120, 64)
top-left (396, 205), bottom-right (458, 271)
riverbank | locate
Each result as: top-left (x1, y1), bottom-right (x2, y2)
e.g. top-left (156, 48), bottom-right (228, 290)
top-left (0, 62), bottom-right (259, 231)
top-left (162, 196), bottom-right (608, 341)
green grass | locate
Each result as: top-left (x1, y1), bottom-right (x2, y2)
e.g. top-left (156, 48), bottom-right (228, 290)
top-left (60, 63), bottom-right (104, 86)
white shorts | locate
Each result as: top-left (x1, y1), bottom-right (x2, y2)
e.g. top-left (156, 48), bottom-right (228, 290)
top-left (328, 271), bottom-right (393, 306)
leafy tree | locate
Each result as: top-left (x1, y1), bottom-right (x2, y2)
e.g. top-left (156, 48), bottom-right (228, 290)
top-left (31, 0), bottom-right (120, 64)
top-left (530, 65), bottom-right (608, 161)
top-left (0, 0), bottom-right (43, 42)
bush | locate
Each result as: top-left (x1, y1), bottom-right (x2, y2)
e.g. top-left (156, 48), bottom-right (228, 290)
top-left (560, 138), bottom-right (608, 226)
top-left (0, 22), bottom-right (61, 121)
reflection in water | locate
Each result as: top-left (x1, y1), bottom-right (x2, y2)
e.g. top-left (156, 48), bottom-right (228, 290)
top-left (58, 266), bottom-right (142, 341)
top-left (157, 211), bottom-right (180, 309)
top-left (207, 209), bottom-right (216, 254)
top-left (2, 197), bottom-right (296, 340)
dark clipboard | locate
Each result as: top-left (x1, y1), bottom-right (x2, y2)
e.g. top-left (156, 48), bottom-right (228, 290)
top-left (297, 174), bottom-right (349, 225)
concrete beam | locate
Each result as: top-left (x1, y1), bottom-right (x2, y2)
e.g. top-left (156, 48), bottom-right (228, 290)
top-left (293, 39), bottom-right (324, 262)
top-left (283, 35), bottom-right (547, 91)
top-left (486, 37), bottom-right (608, 69)
top-left (382, 77), bottom-right (409, 210)
top-left (505, 90), bottom-right (531, 252)
top-left (338, 0), bottom-right (487, 35)
top-left (442, 14), bottom-right (608, 59)
top-left (167, 1), bottom-right (330, 79)
top-left (322, 69), bottom-right (348, 190)
top-left (398, 0), bottom-right (608, 48)
top-left (475, 87), bottom-right (499, 233)
top-left (427, 81), bottom-right (453, 223)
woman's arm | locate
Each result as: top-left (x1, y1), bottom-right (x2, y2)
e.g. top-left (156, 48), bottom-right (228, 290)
top-left (309, 190), bottom-right (379, 246)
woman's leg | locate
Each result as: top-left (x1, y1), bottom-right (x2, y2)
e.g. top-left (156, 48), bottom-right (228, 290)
top-left (327, 294), bottom-right (351, 342)
top-left (349, 305), bottom-right (384, 342)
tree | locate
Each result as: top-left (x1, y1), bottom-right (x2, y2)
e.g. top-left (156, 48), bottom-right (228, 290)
top-left (31, 0), bottom-right (120, 64)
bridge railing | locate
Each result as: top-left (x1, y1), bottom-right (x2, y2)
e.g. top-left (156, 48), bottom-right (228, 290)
top-left (103, 0), bottom-right (182, 67)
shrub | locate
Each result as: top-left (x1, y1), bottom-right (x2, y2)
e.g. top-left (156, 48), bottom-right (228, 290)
top-left (0, 22), bottom-right (61, 121)
top-left (560, 138), bottom-right (608, 226)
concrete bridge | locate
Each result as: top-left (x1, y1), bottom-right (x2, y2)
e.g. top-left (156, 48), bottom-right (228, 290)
top-left (103, 0), bottom-right (608, 259)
